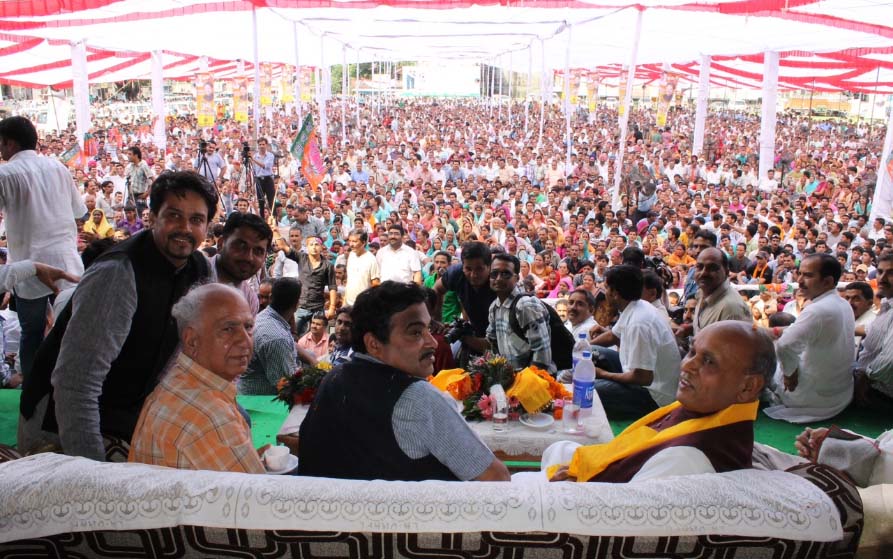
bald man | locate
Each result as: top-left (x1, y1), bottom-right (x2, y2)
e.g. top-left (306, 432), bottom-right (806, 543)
top-left (545, 321), bottom-right (776, 483)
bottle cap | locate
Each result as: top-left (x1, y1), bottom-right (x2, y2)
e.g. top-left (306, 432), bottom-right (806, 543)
top-left (581, 351), bottom-right (591, 359)
top-left (577, 332), bottom-right (587, 339)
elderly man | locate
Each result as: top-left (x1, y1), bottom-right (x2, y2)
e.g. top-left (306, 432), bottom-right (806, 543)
top-left (544, 321), bottom-right (775, 483)
top-left (565, 288), bottom-right (597, 339)
top-left (844, 281), bottom-right (877, 357)
top-left (589, 265), bottom-right (681, 418)
top-left (128, 284), bottom-right (264, 473)
top-left (299, 281), bottom-right (510, 482)
top-left (677, 248), bottom-right (752, 338)
top-left (765, 253), bottom-right (855, 423)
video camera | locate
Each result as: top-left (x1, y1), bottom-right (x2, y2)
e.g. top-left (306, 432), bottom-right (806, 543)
top-left (241, 141), bottom-right (251, 160)
top-left (198, 140), bottom-right (208, 152)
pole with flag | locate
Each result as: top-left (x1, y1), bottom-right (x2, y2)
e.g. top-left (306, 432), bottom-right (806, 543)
top-left (290, 113), bottom-right (326, 192)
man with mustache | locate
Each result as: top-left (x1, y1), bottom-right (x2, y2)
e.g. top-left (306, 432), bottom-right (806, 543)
top-left (208, 211), bottom-right (272, 315)
top-left (19, 172), bottom-right (217, 461)
top-left (299, 281), bottom-right (510, 481)
top-left (128, 283), bottom-right (265, 473)
top-left (854, 251), bottom-right (893, 410)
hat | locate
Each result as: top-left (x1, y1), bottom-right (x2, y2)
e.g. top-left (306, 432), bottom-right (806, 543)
top-left (856, 264), bottom-right (869, 273)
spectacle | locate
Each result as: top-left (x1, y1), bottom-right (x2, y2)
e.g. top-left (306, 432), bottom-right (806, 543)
top-left (489, 270), bottom-right (515, 279)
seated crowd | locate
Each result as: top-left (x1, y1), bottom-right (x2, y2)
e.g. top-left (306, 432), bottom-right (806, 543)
top-left (0, 96), bottom-right (891, 487)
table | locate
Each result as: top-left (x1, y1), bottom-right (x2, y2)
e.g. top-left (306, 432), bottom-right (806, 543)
top-left (276, 401), bottom-right (614, 464)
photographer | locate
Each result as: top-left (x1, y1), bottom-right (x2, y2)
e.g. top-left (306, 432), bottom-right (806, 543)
top-left (250, 138), bottom-right (275, 218)
top-left (194, 139), bottom-right (226, 184)
top-left (433, 242), bottom-right (495, 359)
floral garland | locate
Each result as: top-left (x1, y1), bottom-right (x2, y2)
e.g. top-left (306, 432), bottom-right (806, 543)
top-left (274, 361), bottom-right (333, 409)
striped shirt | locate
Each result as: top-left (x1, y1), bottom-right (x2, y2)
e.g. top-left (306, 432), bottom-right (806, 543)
top-left (239, 306), bottom-right (297, 395)
top-left (486, 287), bottom-right (553, 372)
top-left (128, 353), bottom-right (264, 474)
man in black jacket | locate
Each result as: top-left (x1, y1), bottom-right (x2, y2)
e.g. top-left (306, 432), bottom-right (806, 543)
top-left (19, 171), bottom-right (217, 460)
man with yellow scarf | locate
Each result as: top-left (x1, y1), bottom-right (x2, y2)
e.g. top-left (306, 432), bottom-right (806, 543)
top-left (545, 321), bottom-right (776, 483)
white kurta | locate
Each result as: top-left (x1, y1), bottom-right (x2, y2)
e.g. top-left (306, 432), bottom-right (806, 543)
top-left (765, 289), bottom-right (855, 423)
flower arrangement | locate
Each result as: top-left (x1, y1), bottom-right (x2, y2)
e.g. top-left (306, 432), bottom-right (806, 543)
top-left (429, 352), bottom-right (571, 422)
top-left (274, 361), bottom-right (333, 409)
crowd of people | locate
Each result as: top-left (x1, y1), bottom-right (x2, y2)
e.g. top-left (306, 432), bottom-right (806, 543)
top-left (0, 90), bottom-right (891, 485)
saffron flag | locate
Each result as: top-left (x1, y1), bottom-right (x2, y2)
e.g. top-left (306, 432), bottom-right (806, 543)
top-left (60, 143), bottom-right (84, 169)
top-left (290, 114), bottom-right (325, 191)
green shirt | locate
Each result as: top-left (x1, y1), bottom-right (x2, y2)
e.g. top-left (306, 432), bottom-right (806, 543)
top-left (425, 274), bottom-right (461, 323)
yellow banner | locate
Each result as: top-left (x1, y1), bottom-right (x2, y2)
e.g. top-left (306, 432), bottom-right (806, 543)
top-left (260, 63), bottom-right (273, 106)
top-left (281, 64), bottom-right (295, 103)
top-left (587, 75), bottom-right (599, 112)
top-left (657, 73), bottom-right (679, 127)
top-left (233, 77), bottom-right (249, 124)
top-left (618, 67), bottom-right (628, 117)
top-left (299, 67), bottom-right (313, 102)
top-left (569, 75), bottom-right (581, 106)
top-left (195, 73), bottom-right (215, 127)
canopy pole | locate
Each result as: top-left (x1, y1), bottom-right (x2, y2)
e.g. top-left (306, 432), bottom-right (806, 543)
top-left (611, 8), bottom-right (643, 211)
top-left (355, 48), bottom-right (361, 130)
top-left (293, 22), bottom-right (301, 126)
top-left (564, 25), bottom-right (572, 177)
top-left (489, 57), bottom-right (496, 120)
top-left (869, 105), bottom-right (893, 224)
top-left (150, 50), bottom-right (165, 153)
top-left (758, 50), bottom-right (779, 182)
top-left (251, 8), bottom-right (260, 139)
top-left (507, 51), bottom-right (513, 126)
top-left (499, 55), bottom-right (505, 121)
top-left (525, 44), bottom-right (532, 138)
top-left (319, 34), bottom-right (328, 151)
top-left (538, 38), bottom-right (546, 150)
top-left (341, 45), bottom-right (347, 145)
top-left (71, 40), bottom-right (90, 150)
top-left (692, 55), bottom-right (710, 157)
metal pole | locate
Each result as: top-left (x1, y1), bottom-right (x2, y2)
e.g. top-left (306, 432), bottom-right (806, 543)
top-left (611, 8), bottom-right (643, 210)
top-left (293, 22), bottom-right (302, 126)
top-left (355, 48), bottom-right (361, 130)
top-left (564, 24), bottom-right (572, 177)
top-left (525, 44), bottom-right (532, 138)
top-left (508, 51), bottom-right (513, 125)
top-left (251, 8), bottom-right (261, 139)
top-left (539, 38), bottom-right (546, 149)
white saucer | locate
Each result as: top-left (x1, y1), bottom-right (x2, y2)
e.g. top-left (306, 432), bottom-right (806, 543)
top-left (519, 413), bottom-right (555, 430)
top-left (266, 453), bottom-right (299, 475)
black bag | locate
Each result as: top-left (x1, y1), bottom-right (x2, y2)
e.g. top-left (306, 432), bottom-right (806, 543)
top-left (508, 294), bottom-right (574, 371)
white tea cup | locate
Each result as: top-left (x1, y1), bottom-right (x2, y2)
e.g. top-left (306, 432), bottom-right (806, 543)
top-left (264, 445), bottom-right (290, 471)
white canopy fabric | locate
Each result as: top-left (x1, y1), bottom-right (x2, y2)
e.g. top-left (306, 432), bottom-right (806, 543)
top-left (0, 0), bottom-right (891, 91)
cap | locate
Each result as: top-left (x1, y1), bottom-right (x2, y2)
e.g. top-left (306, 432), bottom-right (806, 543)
top-left (856, 264), bottom-right (869, 273)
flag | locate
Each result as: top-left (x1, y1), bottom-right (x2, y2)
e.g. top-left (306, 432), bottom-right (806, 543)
top-left (60, 144), bottom-right (84, 169)
top-left (290, 114), bottom-right (325, 191)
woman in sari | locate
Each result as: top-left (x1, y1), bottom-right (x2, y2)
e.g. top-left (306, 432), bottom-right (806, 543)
top-left (82, 208), bottom-right (115, 239)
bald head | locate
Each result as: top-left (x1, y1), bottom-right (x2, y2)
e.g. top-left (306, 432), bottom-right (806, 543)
top-left (678, 321), bottom-right (776, 414)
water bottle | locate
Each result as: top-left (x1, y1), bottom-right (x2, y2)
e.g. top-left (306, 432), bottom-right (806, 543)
top-left (565, 351), bottom-right (596, 434)
top-left (571, 332), bottom-right (589, 371)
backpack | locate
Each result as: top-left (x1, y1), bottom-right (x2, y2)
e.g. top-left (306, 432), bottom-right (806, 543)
top-left (508, 294), bottom-right (574, 372)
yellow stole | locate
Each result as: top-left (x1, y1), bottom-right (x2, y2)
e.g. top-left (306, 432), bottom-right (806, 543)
top-left (547, 400), bottom-right (758, 482)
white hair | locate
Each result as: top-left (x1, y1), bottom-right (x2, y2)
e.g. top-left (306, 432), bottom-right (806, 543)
top-left (171, 283), bottom-right (245, 332)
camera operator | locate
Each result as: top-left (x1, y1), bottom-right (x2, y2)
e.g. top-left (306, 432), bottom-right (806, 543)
top-left (250, 138), bottom-right (275, 217)
top-left (194, 139), bottom-right (226, 184)
top-left (433, 242), bottom-right (495, 361)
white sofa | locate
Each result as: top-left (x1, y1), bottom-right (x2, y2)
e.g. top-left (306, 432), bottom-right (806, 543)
top-left (0, 451), bottom-right (862, 558)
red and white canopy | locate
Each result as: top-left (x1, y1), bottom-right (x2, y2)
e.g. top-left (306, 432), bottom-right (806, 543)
top-left (0, 0), bottom-right (891, 91)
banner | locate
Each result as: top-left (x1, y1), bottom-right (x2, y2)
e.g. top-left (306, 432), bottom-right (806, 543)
top-left (195, 73), bottom-right (215, 127)
top-left (290, 113), bottom-right (326, 191)
top-left (569, 74), bottom-right (581, 106)
top-left (299, 66), bottom-right (314, 102)
top-left (618, 66), bottom-right (628, 117)
top-left (586, 74), bottom-right (600, 112)
top-left (260, 62), bottom-right (273, 106)
top-left (233, 77), bottom-right (249, 123)
top-left (281, 64), bottom-right (295, 103)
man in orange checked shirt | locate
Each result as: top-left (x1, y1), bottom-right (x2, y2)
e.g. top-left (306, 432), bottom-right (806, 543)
top-left (128, 283), bottom-right (266, 473)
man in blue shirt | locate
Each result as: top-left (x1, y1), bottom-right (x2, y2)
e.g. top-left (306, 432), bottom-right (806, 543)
top-left (250, 137), bottom-right (275, 218)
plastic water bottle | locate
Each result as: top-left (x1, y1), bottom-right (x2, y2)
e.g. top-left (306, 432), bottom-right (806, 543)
top-left (571, 332), bottom-right (589, 371)
top-left (565, 351), bottom-right (596, 434)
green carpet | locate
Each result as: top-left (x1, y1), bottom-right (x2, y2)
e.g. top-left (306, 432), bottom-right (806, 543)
top-left (2, 389), bottom-right (889, 455)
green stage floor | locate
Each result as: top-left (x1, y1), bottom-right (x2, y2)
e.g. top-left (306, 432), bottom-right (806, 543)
top-left (1, 389), bottom-right (889, 457)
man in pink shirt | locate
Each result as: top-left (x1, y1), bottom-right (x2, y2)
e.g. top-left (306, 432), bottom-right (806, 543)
top-left (297, 312), bottom-right (330, 362)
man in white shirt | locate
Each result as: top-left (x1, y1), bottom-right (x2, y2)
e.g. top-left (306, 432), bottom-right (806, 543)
top-left (765, 253), bottom-right (855, 423)
top-left (0, 116), bottom-right (86, 378)
top-left (376, 223), bottom-right (421, 284)
top-left (344, 229), bottom-right (381, 305)
top-left (844, 281), bottom-right (877, 358)
top-left (589, 265), bottom-right (681, 419)
top-left (563, 287), bottom-right (597, 339)
top-left (757, 169), bottom-right (779, 193)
